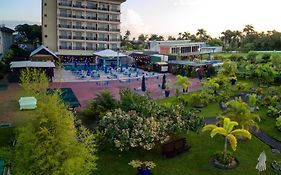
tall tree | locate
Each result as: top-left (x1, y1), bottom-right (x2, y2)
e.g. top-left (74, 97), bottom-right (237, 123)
top-left (138, 34), bottom-right (148, 43)
top-left (15, 24), bottom-right (42, 46)
top-left (243, 24), bottom-right (256, 36)
top-left (196, 28), bottom-right (210, 42)
top-left (14, 70), bottom-right (97, 175)
top-left (148, 34), bottom-right (164, 41)
top-left (167, 36), bottom-right (176, 40)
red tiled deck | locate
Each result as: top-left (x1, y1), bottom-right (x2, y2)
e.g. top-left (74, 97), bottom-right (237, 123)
top-left (50, 74), bottom-right (202, 109)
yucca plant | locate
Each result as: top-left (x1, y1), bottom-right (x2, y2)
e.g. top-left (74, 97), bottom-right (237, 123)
top-left (202, 117), bottom-right (252, 158)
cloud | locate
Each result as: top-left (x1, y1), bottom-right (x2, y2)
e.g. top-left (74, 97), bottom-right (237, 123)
top-left (121, 9), bottom-right (150, 38)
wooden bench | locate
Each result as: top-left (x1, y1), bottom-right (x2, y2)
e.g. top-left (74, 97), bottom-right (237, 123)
top-left (161, 138), bottom-right (191, 158)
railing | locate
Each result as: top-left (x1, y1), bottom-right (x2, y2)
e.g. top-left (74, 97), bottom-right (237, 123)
top-left (73, 47), bottom-right (85, 50)
top-left (98, 18), bottom-right (109, 21)
top-left (110, 29), bottom-right (120, 32)
top-left (58, 24), bottom-right (71, 28)
top-left (86, 37), bottom-right (97, 40)
top-left (59, 46), bottom-right (72, 49)
top-left (85, 26), bottom-right (97, 30)
top-left (110, 19), bottom-right (120, 22)
top-left (98, 28), bottom-right (109, 31)
top-left (59, 13), bottom-right (72, 18)
top-left (86, 16), bottom-right (97, 20)
top-left (98, 7), bottom-right (109, 11)
top-left (110, 38), bottom-right (120, 42)
top-left (98, 38), bottom-right (110, 41)
top-left (73, 36), bottom-right (85, 40)
top-left (58, 2), bottom-right (72, 7)
top-left (86, 5), bottom-right (98, 10)
top-left (111, 8), bottom-right (120, 12)
top-left (72, 25), bottom-right (84, 29)
top-left (59, 35), bottom-right (72, 39)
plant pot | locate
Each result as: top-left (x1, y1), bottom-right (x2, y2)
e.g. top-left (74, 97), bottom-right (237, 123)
top-left (250, 106), bottom-right (255, 112)
top-left (165, 90), bottom-right (170, 97)
top-left (138, 168), bottom-right (151, 175)
top-left (211, 156), bottom-right (239, 169)
top-left (231, 79), bottom-right (236, 86)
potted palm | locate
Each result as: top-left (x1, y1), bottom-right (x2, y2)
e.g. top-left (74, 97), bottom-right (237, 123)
top-left (175, 75), bottom-right (192, 93)
top-left (129, 160), bottom-right (156, 175)
top-left (202, 117), bottom-right (252, 169)
top-left (248, 94), bottom-right (257, 112)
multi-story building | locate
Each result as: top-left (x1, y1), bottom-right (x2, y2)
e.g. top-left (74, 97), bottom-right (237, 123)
top-left (42, 0), bottom-right (126, 59)
top-left (0, 26), bottom-right (14, 60)
top-left (149, 40), bottom-right (222, 57)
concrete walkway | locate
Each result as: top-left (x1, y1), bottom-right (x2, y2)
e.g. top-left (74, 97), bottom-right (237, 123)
top-left (203, 117), bottom-right (281, 151)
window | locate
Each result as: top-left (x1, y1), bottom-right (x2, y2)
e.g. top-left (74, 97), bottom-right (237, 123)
top-left (44, 3), bottom-right (47, 6)
top-left (44, 24), bottom-right (47, 27)
top-left (45, 35), bottom-right (48, 38)
top-left (44, 14), bottom-right (47, 17)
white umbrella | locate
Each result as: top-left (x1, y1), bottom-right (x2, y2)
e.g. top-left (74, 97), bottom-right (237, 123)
top-left (256, 151), bottom-right (266, 174)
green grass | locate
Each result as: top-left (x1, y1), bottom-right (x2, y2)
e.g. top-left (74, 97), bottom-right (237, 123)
top-left (96, 131), bottom-right (279, 175)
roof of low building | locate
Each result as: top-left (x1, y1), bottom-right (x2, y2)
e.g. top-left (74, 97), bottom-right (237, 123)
top-left (10, 61), bottom-right (55, 68)
top-left (30, 45), bottom-right (58, 58)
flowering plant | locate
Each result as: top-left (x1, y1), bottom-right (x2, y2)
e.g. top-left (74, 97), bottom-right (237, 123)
top-left (128, 160), bottom-right (156, 169)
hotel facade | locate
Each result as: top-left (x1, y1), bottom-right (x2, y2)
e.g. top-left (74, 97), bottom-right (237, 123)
top-left (42, 0), bottom-right (126, 58)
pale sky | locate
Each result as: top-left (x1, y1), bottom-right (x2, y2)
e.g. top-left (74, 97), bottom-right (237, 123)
top-left (1, 0), bottom-right (281, 38)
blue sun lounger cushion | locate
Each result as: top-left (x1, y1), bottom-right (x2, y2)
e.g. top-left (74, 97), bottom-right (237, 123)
top-left (19, 97), bottom-right (37, 110)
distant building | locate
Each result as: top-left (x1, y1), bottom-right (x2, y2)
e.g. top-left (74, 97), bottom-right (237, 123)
top-left (42, 0), bottom-right (126, 60)
top-left (149, 40), bottom-right (222, 57)
top-left (0, 26), bottom-right (14, 60)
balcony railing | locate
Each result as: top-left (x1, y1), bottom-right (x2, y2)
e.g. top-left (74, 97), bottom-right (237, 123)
top-left (86, 5), bottom-right (98, 10)
top-left (111, 8), bottom-right (120, 12)
top-left (110, 19), bottom-right (120, 22)
top-left (59, 35), bottom-right (72, 39)
top-left (86, 37), bottom-right (97, 40)
top-left (73, 47), bottom-right (85, 50)
top-left (59, 13), bottom-right (72, 18)
top-left (73, 36), bottom-right (85, 40)
top-left (86, 16), bottom-right (97, 20)
top-left (86, 47), bottom-right (97, 50)
top-left (58, 2), bottom-right (72, 7)
top-left (110, 38), bottom-right (120, 42)
top-left (59, 46), bottom-right (72, 49)
top-left (98, 38), bottom-right (110, 41)
top-left (98, 18), bottom-right (109, 21)
top-left (58, 24), bottom-right (72, 28)
top-left (72, 15), bottom-right (85, 19)
top-left (72, 4), bottom-right (85, 8)
top-left (98, 7), bottom-right (109, 11)
top-left (72, 25), bottom-right (84, 29)
top-left (85, 26), bottom-right (97, 30)
top-left (110, 29), bottom-right (120, 32)
top-left (98, 28), bottom-right (109, 31)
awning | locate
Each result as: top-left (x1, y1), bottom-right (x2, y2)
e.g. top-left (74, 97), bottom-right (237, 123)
top-left (10, 61), bottom-right (55, 68)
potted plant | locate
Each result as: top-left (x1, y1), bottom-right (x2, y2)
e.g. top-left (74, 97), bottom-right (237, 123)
top-left (129, 160), bottom-right (156, 175)
top-left (230, 76), bottom-right (237, 86)
top-left (164, 81), bottom-right (171, 97)
top-left (248, 94), bottom-right (257, 112)
top-left (202, 118), bottom-right (251, 169)
top-left (175, 75), bottom-right (192, 93)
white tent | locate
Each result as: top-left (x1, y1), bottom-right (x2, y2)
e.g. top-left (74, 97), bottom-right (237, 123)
top-left (94, 49), bottom-right (126, 57)
top-left (30, 45), bottom-right (58, 58)
top-left (10, 61), bottom-right (55, 68)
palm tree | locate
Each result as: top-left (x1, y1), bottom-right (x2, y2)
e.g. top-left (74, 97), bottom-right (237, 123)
top-left (175, 75), bottom-right (192, 93)
top-left (243, 24), bottom-right (255, 36)
top-left (202, 117), bottom-right (251, 157)
top-left (196, 29), bottom-right (210, 42)
top-left (223, 99), bottom-right (260, 131)
top-left (182, 32), bottom-right (191, 40)
top-left (177, 32), bottom-right (183, 40)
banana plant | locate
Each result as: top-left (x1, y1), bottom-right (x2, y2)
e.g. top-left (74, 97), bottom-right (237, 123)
top-left (202, 117), bottom-right (251, 157)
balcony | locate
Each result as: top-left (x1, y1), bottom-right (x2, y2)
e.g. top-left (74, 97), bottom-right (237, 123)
top-left (59, 46), bottom-right (72, 50)
top-left (98, 28), bottom-right (109, 31)
top-left (72, 15), bottom-right (85, 19)
top-left (86, 37), bottom-right (97, 41)
top-left (73, 36), bottom-right (85, 40)
top-left (85, 26), bottom-right (97, 30)
top-left (111, 8), bottom-right (120, 12)
top-left (72, 4), bottom-right (85, 8)
top-left (110, 18), bottom-right (120, 22)
top-left (58, 24), bottom-right (71, 28)
top-left (110, 28), bottom-right (120, 32)
top-left (59, 35), bottom-right (72, 39)
top-left (73, 47), bottom-right (85, 50)
top-left (110, 38), bottom-right (120, 42)
top-left (98, 18), bottom-right (109, 21)
top-left (86, 47), bottom-right (97, 50)
top-left (58, 2), bottom-right (72, 7)
top-left (98, 7), bottom-right (110, 11)
top-left (86, 16), bottom-right (97, 20)
top-left (72, 25), bottom-right (84, 29)
top-left (98, 38), bottom-right (110, 41)
top-left (86, 5), bottom-right (98, 10)
top-left (59, 13), bottom-right (72, 18)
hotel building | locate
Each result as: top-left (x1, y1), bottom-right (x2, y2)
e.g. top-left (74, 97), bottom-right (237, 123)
top-left (42, 0), bottom-right (126, 59)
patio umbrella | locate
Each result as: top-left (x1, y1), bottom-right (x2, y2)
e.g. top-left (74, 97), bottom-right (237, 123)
top-left (84, 63), bottom-right (87, 70)
top-left (74, 60), bottom-right (77, 68)
top-left (141, 75), bottom-right (146, 92)
top-left (256, 151), bottom-right (266, 174)
top-left (162, 74), bottom-right (166, 90)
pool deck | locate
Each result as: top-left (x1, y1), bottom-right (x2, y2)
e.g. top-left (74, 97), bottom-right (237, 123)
top-left (50, 74), bottom-right (202, 109)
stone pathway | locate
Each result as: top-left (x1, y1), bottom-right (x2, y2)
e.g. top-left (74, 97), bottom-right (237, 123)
top-left (203, 117), bottom-right (281, 151)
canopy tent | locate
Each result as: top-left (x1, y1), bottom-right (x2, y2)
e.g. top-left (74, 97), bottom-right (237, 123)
top-left (94, 49), bottom-right (126, 57)
top-left (94, 49), bottom-right (128, 70)
top-left (10, 61), bottom-right (55, 68)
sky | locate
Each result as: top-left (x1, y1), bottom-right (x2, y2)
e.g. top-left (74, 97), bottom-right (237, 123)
top-left (0, 0), bottom-right (281, 38)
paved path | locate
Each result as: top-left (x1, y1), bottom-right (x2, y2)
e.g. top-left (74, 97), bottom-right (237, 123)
top-left (203, 117), bottom-right (281, 151)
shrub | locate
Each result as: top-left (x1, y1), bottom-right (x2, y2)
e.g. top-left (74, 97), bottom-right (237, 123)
top-left (248, 94), bottom-right (257, 107)
top-left (247, 51), bottom-right (258, 63)
top-left (276, 116), bottom-right (281, 129)
top-left (119, 89), bottom-right (148, 112)
top-left (261, 53), bottom-right (272, 63)
top-left (267, 106), bottom-right (279, 118)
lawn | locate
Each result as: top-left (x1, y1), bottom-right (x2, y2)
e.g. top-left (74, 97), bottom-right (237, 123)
top-left (96, 131), bottom-right (279, 175)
